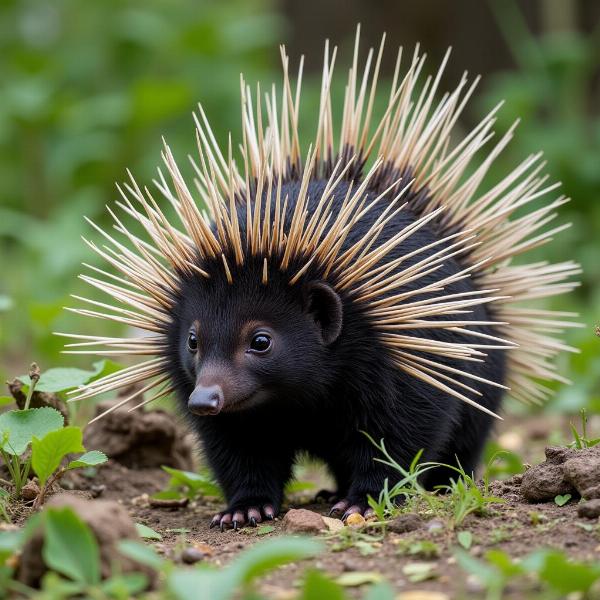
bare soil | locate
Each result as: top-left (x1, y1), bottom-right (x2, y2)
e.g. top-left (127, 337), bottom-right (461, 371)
top-left (6, 407), bottom-right (600, 598)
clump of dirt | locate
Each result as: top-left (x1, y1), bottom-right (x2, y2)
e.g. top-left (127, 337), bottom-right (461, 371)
top-left (521, 444), bottom-right (600, 507)
top-left (17, 494), bottom-right (156, 588)
top-left (84, 400), bottom-right (196, 470)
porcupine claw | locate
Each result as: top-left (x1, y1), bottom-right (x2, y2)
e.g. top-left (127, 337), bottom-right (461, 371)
top-left (210, 504), bottom-right (274, 531)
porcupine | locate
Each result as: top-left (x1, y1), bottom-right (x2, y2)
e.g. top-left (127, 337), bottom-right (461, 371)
top-left (61, 31), bottom-right (580, 530)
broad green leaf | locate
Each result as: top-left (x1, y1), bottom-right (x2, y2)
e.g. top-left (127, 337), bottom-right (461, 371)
top-left (43, 507), bottom-right (100, 585)
top-left (0, 397), bottom-right (14, 408)
top-left (230, 537), bottom-right (323, 585)
top-left (67, 450), bottom-right (107, 470)
top-left (18, 360), bottom-right (122, 394)
top-left (135, 523), bottom-right (162, 540)
top-left (457, 530), bottom-right (473, 549)
top-left (168, 569), bottom-right (235, 600)
top-left (100, 572), bottom-right (148, 596)
top-left (0, 530), bottom-right (24, 564)
top-left (0, 408), bottom-right (64, 455)
top-left (32, 427), bottom-right (85, 487)
top-left (336, 572), bottom-right (383, 587)
top-left (538, 551), bottom-right (600, 593)
top-left (256, 525), bottom-right (275, 536)
top-left (363, 582), bottom-right (396, 600)
top-left (301, 569), bottom-right (346, 599)
top-left (117, 540), bottom-right (164, 570)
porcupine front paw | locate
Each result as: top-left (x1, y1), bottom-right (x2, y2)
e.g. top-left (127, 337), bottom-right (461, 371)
top-left (210, 501), bottom-right (277, 531)
top-left (328, 496), bottom-right (375, 521)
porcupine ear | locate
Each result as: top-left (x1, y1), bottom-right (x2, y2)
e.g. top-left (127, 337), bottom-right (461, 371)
top-left (304, 282), bottom-right (343, 346)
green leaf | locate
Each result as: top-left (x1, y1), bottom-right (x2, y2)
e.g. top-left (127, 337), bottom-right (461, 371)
top-left (554, 493), bottom-right (572, 506)
top-left (301, 569), bottom-right (346, 599)
top-left (335, 572), bottom-right (383, 587)
top-left (43, 507), bottom-right (100, 585)
top-left (457, 530), bottom-right (473, 549)
top-left (67, 450), bottom-right (107, 470)
top-left (402, 562), bottom-right (438, 583)
top-left (363, 582), bottom-right (396, 600)
top-left (256, 525), bottom-right (275, 536)
top-left (18, 360), bottom-right (122, 394)
top-left (135, 523), bottom-right (162, 540)
top-left (285, 480), bottom-right (316, 494)
top-left (230, 537), bottom-right (323, 585)
top-left (162, 466), bottom-right (223, 499)
top-left (117, 540), bottom-right (164, 571)
top-left (100, 572), bottom-right (148, 596)
top-left (168, 569), bottom-right (234, 600)
top-left (32, 426), bottom-right (85, 487)
top-left (0, 408), bottom-right (64, 455)
top-left (538, 551), bottom-right (600, 593)
top-left (0, 397), bottom-right (14, 408)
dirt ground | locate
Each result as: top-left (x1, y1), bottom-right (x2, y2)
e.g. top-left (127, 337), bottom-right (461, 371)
top-left (38, 409), bottom-right (599, 599)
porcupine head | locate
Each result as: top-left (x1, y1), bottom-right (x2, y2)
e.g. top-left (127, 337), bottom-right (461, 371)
top-left (62, 29), bottom-right (579, 525)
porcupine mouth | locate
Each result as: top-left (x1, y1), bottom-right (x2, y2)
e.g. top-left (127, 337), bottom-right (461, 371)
top-left (221, 388), bottom-right (272, 414)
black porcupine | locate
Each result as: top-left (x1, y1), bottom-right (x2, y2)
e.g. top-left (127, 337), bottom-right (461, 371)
top-left (62, 31), bottom-right (579, 529)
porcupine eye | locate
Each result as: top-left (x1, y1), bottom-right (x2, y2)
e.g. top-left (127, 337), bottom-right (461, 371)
top-left (248, 332), bottom-right (272, 354)
top-left (187, 331), bottom-right (198, 353)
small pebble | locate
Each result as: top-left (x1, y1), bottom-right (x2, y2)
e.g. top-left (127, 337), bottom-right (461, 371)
top-left (90, 484), bottom-right (106, 498)
top-left (345, 513), bottom-right (366, 528)
top-left (181, 547), bottom-right (205, 564)
top-left (427, 519), bottom-right (444, 533)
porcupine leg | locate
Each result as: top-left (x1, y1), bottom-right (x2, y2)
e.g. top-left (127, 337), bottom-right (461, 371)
top-left (200, 420), bottom-right (294, 531)
top-left (327, 434), bottom-right (405, 520)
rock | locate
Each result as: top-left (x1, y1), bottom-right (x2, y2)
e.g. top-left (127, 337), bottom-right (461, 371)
top-left (322, 516), bottom-right (344, 532)
top-left (18, 495), bottom-right (155, 588)
top-left (181, 547), bottom-right (205, 564)
top-left (521, 463), bottom-right (575, 502)
top-left (282, 509), bottom-right (325, 534)
top-left (345, 513), bottom-right (366, 528)
top-left (387, 513), bottom-right (423, 534)
top-left (563, 446), bottom-right (600, 499)
top-left (577, 499), bottom-right (600, 519)
top-left (84, 400), bottom-right (195, 470)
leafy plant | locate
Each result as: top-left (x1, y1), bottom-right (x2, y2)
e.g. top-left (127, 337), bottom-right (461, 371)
top-left (362, 434), bottom-right (439, 520)
top-left (155, 466), bottom-right (223, 501)
top-left (569, 408), bottom-right (600, 449)
top-left (31, 426), bottom-right (107, 507)
top-left (436, 465), bottom-right (504, 529)
top-left (0, 363), bottom-right (108, 503)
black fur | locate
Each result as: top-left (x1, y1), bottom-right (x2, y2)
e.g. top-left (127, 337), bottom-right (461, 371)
top-left (165, 175), bottom-right (506, 519)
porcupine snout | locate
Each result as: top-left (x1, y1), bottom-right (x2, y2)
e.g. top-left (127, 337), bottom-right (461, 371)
top-left (188, 384), bottom-right (224, 415)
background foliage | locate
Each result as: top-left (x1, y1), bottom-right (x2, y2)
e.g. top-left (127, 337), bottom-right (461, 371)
top-left (0, 0), bottom-right (598, 414)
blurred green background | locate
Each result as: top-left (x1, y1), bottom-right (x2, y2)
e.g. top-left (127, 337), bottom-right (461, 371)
top-left (0, 0), bottom-right (598, 415)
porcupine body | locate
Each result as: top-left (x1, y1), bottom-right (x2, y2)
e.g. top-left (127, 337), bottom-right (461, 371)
top-left (166, 179), bottom-right (506, 524)
top-left (63, 32), bottom-right (580, 529)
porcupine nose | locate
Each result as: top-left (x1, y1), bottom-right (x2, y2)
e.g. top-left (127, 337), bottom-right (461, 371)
top-left (188, 384), bottom-right (224, 416)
